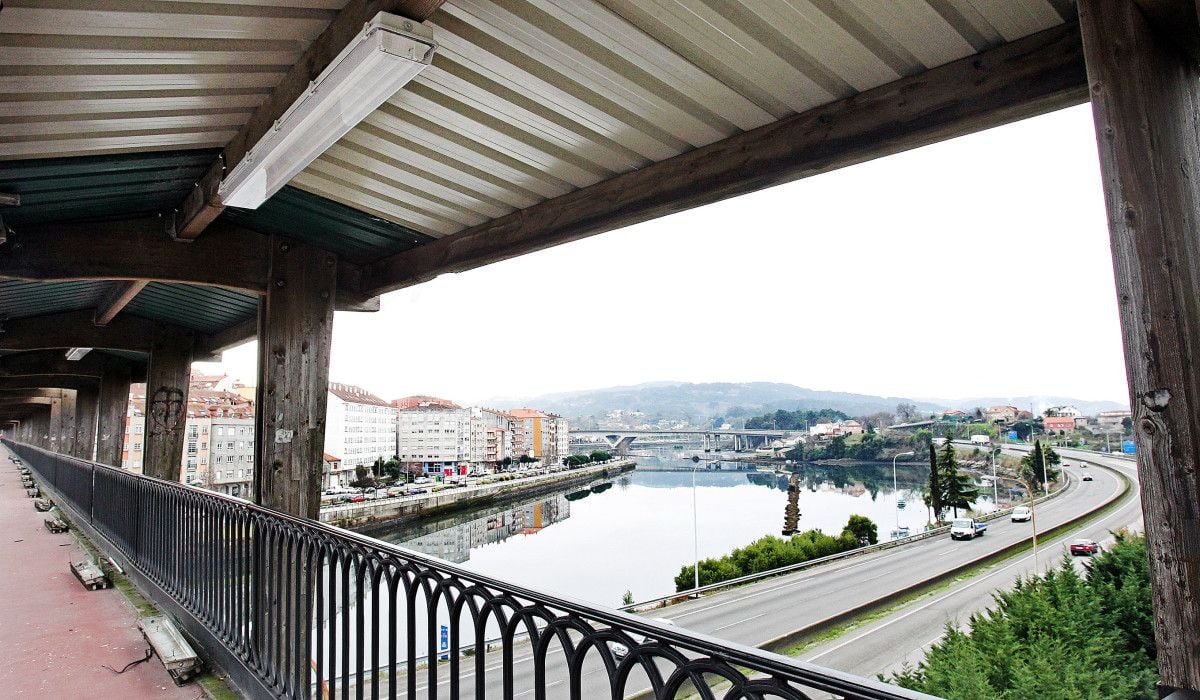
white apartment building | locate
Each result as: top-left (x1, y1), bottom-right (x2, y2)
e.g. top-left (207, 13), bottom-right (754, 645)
top-left (396, 404), bottom-right (472, 473)
top-left (325, 383), bottom-right (398, 475)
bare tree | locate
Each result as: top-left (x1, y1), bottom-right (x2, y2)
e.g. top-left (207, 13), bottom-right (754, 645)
top-left (895, 402), bottom-right (918, 422)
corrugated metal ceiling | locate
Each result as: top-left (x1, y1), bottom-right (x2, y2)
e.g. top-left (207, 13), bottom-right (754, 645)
top-left (0, 0), bottom-right (1075, 340)
top-left (291, 0), bottom-right (1072, 238)
top-left (122, 282), bottom-right (258, 335)
top-left (0, 0), bottom-right (337, 161)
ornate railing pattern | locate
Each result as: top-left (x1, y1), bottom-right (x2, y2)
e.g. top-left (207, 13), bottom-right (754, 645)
top-left (6, 440), bottom-right (935, 700)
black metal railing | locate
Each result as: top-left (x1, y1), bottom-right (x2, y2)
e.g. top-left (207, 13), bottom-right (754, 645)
top-left (6, 440), bottom-right (936, 700)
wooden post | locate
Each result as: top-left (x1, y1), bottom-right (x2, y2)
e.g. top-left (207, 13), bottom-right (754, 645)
top-left (75, 385), bottom-right (99, 460)
top-left (1080, 1), bottom-right (1200, 692)
top-left (58, 389), bottom-right (77, 456)
top-left (143, 327), bottom-right (194, 481)
top-left (46, 396), bottom-right (63, 453)
top-left (255, 237), bottom-right (336, 518)
top-left (97, 361), bottom-right (132, 468)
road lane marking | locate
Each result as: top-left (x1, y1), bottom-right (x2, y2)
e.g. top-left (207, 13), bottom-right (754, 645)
top-left (713, 612), bottom-right (766, 633)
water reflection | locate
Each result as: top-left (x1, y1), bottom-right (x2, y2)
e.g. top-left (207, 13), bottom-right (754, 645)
top-left (364, 448), bottom-right (1001, 606)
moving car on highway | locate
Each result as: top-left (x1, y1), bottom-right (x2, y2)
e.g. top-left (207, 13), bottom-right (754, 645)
top-left (1070, 539), bottom-right (1100, 556)
top-left (1011, 505), bottom-right (1032, 522)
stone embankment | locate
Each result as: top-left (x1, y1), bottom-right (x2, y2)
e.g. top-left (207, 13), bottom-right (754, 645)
top-left (320, 459), bottom-right (636, 528)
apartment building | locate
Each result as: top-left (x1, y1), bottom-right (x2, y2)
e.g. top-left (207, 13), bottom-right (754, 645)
top-left (122, 378), bottom-right (256, 498)
top-left (325, 383), bottom-right (398, 475)
top-left (506, 408), bottom-right (569, 465)
top-left (394, 398), bottom-right (472, 474)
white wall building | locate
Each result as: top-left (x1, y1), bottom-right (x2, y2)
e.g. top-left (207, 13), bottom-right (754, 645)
top-left (396, 405), bottom-right (472, 473)
top-left (324, 383), bottom-right (398, 475)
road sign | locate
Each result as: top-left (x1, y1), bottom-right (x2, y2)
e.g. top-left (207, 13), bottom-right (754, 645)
top-left (1122, 440), bottom-right (1137, 454)
top-left (1008, 431), bottom-right (1019, 441)
top-left (439, 624), bottom-right (449, 660)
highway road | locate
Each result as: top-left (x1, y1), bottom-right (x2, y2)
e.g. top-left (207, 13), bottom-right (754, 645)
top-left (795, 449), bottom-right (1142, 689)
top-left (391, 451), bottom-right (1129, 698)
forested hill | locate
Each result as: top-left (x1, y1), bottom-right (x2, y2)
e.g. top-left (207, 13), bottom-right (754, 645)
top-left (489, 382), bottom-right (942, 427)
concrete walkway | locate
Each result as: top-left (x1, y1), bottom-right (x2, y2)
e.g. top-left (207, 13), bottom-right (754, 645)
top-left (0, 447), bottom-right (198, 698)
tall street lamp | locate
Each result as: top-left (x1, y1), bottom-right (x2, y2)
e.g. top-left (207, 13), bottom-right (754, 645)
top-left (996, 472), bottom-right (1040, 574)
top-left (893, 451), bottom-right (915, 533)
top-left (696, 461), bottom-right (700, 597)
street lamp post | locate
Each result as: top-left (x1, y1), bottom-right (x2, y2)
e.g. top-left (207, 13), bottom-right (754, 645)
top-left (996, 472), bottom-right (1040, 574)
top-left (991, 447), bottom-right (998, 505)
top-left (692, 459), bottom-right (701, 594)
top-left (893, 451), bottom-right (915, 531)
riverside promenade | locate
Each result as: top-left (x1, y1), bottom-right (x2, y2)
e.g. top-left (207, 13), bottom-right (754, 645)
top-left (320, 459), bottom-right (635, 528)
top-left (0, 446), bottom-right (196, 698)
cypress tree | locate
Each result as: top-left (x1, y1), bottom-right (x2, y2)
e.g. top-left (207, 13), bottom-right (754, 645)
top-left (925, 438), bottom-right (943, 524)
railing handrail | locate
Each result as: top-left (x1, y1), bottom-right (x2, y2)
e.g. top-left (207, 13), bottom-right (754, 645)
top-left (5, 439), bottom-right (935, 700)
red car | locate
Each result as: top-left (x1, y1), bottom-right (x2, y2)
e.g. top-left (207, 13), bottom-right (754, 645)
top-left (1069, 539), bottom-right (1100, 556)
top-left (350, 494), bottom-right (366, 503)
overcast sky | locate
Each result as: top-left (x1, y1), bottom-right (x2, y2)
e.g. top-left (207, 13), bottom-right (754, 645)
top-left (198, 103), bottom-right (1130, 407)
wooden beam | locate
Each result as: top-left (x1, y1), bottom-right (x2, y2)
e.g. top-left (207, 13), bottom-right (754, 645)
top-left (94, 280), bottom-right (150, 327)
top-left (2, 217), bottom-right (270, 293)
top-left (1080, 0), bottom-right (1200, 693)
top-left (0, 349), bottom-right (146, 382)
top-left (361, 20), bottom-right (1089, 297)
top-left (1133, 0), bottom-right (1200, 65)
top-left (1, 216), bottom-right (376, 312)
top-left (174, 0), bottom-right (447, 238)
top-left (74, 384), bottom-right (99, 460)
top-left (0, 376), bottom-right (100, 391)
top-left (255, 236), bottom-right (336, 519)
top-left (197, 315), bottom-right (258, 357)
top-left (0, 311), bottom-right (219, 361)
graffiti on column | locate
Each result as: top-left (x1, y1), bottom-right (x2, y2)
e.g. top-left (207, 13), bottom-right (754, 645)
top-left (149, 386), bottom-right (185, 436)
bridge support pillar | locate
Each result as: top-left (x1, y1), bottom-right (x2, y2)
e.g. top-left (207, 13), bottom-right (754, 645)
top-left (254, 237), bottom-right (336, 519)
top-left (96, 361), bottom-right (132, 468)
top-left (143, 326), bottom-right (194, 481)
top-left (74, 385), bottom-right (98, 461)
top-left (1081, 0), bottom-right (1200, 692)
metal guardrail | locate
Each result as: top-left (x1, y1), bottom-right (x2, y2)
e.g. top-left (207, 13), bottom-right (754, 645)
top-left (622, 468), bottom-right (1072, 612)
top-left (6, 440), bottom-right (934, 700)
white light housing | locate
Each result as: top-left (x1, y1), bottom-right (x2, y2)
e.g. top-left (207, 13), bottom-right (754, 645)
top-left (218, 13), bottom-right (436, 209)
top-left (65, 347), bottom-right (92, 361)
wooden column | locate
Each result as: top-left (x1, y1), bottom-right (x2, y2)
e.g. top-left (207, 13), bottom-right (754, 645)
top-left (97, 361), bottom-right (132, 467)
top-left (255, 237), bottom-right (336, 519)
top-left (143, 327), bottom-right (194, 481)
top-left (46, 395), bottom-right (63, 453)
top-left (58, 389), bottom-right (77, 456)
top-left (75, 385), bottom-right (99, 460)
top-left (1080, 1), bottom-right (1200, 692)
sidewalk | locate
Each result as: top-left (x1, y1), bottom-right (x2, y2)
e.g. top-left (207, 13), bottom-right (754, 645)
top-left (0, 447), bottom-right (199, 698)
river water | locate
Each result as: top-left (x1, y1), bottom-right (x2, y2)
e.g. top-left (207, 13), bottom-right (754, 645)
top-left (370, 448), bottom-right (1001, 608)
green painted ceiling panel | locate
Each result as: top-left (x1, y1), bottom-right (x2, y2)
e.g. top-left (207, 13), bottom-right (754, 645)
top-left (0, 150), bottom-right (218, 227)
top-left (124, 282), bottom-right (257, 335)
top-left (0, 280), bottom-right (109, 321)
top-left (220, 185), bottom-right (434, 264)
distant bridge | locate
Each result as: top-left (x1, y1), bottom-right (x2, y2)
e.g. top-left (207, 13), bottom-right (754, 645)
top-left (570, 428), bottom-right (799, 455)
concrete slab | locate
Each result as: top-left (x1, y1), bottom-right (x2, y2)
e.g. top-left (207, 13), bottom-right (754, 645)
top-left (0, 446), bottom-right (200, 698)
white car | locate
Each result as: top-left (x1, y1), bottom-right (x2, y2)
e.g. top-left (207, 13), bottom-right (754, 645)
top-left (1011, 505), bottom-right (1032, 522)
top-left (1081, 472), bottom-right (1093, 481)
top-left (611, 618), bottom-right (675, 660)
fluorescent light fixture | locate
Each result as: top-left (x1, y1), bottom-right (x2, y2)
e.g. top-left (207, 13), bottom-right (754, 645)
top-left (219, 13), bottom-right (436, 209)
top-left (0, 192), bottom-right (19, 207)
top-left (65, 347), bottom-right (92, 361)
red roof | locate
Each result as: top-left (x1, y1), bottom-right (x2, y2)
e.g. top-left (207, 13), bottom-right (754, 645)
top-left (323, 453), bottom-right (340, 463)
top-left (391, 395), bottom-right (460, 409)
top-left (328, 383), bottom-right (391, 407)
top-left (507, 408), bottom-right (546, 419)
